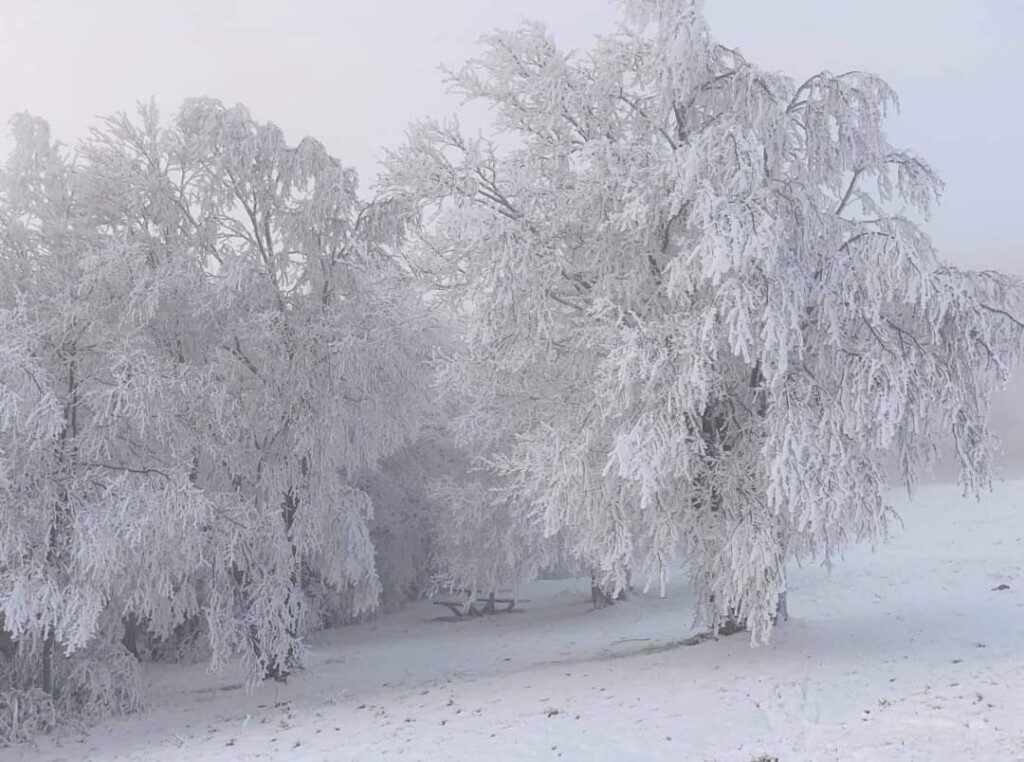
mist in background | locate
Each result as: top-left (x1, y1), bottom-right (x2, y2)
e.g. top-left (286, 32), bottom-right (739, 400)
top-left (1, 0), bottom-right (1020, 479)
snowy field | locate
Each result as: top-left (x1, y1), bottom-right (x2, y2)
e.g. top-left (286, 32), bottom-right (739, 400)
top-left (9, 480), bottom-right (1024, 762)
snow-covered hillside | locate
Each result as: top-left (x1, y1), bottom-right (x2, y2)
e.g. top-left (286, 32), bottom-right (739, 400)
top-left (8, 479), bottom-right (1023, 761)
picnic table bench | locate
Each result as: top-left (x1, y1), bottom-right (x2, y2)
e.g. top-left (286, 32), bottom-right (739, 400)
top-left (432, 591), bottom-right (522, 617)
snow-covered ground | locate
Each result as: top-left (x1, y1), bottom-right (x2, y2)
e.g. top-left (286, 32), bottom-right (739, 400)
top-left (9, 480), bottom-right (1024, 761)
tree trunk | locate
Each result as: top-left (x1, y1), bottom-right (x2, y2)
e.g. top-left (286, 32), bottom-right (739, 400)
top-left (590, 570), bottom-right (614, 609)
top-left (43, 353), bottom-right (79, 696)
top-left (261, 456), bottom-right (309, 682)
top-left (122, 613), bottom-right (141, 659)
top-left (41, 630), bottom-right (55, 696)
top-left (616, 568), bottom-right (633, 601)
top-left (774, 592), bottom-right (788, 624)
top-left (0, 614), bottom-right (16, 661)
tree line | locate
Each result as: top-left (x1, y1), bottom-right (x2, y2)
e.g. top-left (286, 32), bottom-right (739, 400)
top-left (1, 0), bottom-right (1021, 739)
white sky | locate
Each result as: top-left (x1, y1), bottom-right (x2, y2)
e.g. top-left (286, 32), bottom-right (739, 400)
top-left (1, 0), bottom-right (1021, 274)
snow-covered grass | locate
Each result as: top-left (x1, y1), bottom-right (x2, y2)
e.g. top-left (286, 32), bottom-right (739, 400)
top-left (10, 480), bottom-right (1024, 761)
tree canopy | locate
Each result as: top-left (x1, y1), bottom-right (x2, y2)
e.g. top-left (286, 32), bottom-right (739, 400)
top-left (385, 0), bottom-right (1024, 638)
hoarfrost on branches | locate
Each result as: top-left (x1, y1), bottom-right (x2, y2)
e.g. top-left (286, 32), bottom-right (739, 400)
top-left (0, 101), bottom-right (435, 709)
top-left (1, 0), bottom-right (1023, 743)
top-left (385, 0), bottom-right (1024, 639)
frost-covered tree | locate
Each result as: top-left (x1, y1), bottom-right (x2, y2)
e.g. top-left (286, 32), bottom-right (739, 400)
top-left (0, 99), bottom-right (436, 721)
top-left (427, 474), bottom-right (559, 601)
top-left (385, 0), bottom-right (1024, 639)
top-left (0, 114), bottom-right (215, 717)
top-left (357, 430), bottom-right (469, 613)
top-left (155, 99), bottom-right (433, 679)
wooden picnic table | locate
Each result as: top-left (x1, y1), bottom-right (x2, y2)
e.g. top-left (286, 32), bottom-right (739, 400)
top-left (432, 592), bottom-right (520, 617)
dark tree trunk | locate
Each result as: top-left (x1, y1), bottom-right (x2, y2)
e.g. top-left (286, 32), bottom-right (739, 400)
top-left (41, 630), bottom-right (55, 696)
top-left (0, 615), bottom-right (16, 661)
top-left (122, 613), bottom-right (141, 659)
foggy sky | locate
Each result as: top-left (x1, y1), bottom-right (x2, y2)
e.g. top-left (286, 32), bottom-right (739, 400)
top-left (1, 0), bottom-right (1021, 275)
